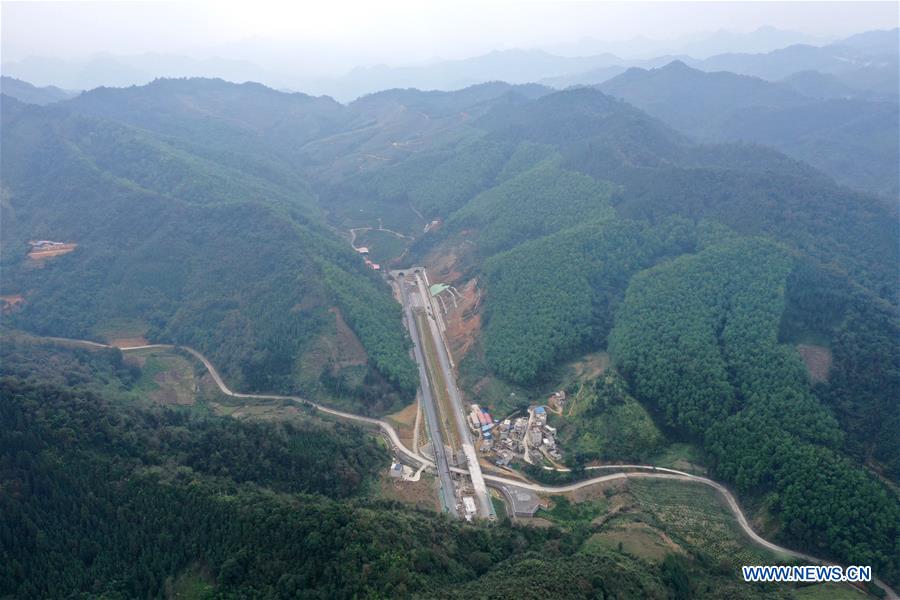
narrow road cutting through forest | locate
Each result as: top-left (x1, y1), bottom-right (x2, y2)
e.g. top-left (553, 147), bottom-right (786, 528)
top-left (36, 336), bottom-right (897, 600)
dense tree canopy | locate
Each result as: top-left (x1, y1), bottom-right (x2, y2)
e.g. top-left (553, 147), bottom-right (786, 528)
top-left (1, 96), bottom-right (417, 414)
top-left (3, 77), bottom-right (898, 597)
top-left (448, 159), bottom-right (615, 256)
top-left (1, 341), bottom-right (731, 599)
top-left (609, 238), bottom-right (899, 583)
top-left (482, 218), bottom-right (696, 384)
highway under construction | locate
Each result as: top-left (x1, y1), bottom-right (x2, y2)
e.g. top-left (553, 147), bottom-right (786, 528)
top-left (392, 267), bottom-right (495, 521)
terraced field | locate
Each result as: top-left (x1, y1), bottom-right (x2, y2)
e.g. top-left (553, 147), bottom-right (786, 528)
top-left (626, 478), bottom-right (782, 568)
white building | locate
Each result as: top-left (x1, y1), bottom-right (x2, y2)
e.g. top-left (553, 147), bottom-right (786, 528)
top-left (462, 496), bottom-right (477, 521)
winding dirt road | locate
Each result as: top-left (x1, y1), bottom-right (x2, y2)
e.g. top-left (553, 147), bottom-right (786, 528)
top-left (34, 337), bottom-right (897, 599)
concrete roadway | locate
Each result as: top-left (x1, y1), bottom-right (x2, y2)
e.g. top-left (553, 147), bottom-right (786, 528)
top-left (412, 270), bottom-right (495, 520)
top-left (397, 277), bottom-right (459, 517)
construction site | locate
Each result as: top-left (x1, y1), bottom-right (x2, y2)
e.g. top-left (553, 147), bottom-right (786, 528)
top-left (27, 239), bottom-right (77, 260)
top-left (391, 267), bottom-right (496, 521)
top-left (383, 266), bottom-right (570, 523)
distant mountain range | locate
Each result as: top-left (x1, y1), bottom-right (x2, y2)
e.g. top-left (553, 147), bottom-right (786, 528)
top-left (0, 53), bottom-right (288, 92)
top-left (597, 60), bottom-right (899, 197)
top-left (0, 76), bottom-right (77, 105)
top-left (3, 31), bottom-right (896, 199)
top-left (2, 28), bottom-right (896, 101)
top-left (546, 26), bottom-right (831, 59)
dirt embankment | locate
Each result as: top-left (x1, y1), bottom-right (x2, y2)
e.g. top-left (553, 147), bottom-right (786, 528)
top-left (28, 243), bottom-right (77, 260)
top-left (386, 401), bottom-right (419, 451)
top-left (442, 279), bottom-right (482, 359)
top-left (424, 238), bottom-right (470, 283)
top-left (422, 239), bottom-right (483, 361)
top-left (0, 295), bottom-right (25, 314)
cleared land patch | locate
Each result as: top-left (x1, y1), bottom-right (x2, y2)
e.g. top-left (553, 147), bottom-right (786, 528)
top-left (584, 522), bottom-right (685, 563)
top-left (165, 564), bottom-right (216, 600)
top-left (542, 476), bottom-right (784, 574)
top-left (93, 318), bottom-right (150, 346)
top-left (626, 478), bottom-right (781, 568)
top-left (126, 348), bottom-right (198, 407)
top-left (355, 228), bottom-right (409, 265)
top-left (110, 337), bottom-right (150, 348)
top-left (565, 352), bottom-right (610, 384)
top-left (375, 471), bottom-right (440, 512)
top-left (27, 242), bottom-right (77, 260)
top-left (648, 443), bottom-right (708, 475)
top-left (0, 294), bottom-right (25, 313)
top-left (793, 582), bottom-right (869, 599)
top-left (442, 278), bottom-right (482, 360)
top-left (797, 343), bottom-right (832, 384)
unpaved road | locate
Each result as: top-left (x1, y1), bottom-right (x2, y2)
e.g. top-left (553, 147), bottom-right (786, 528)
top-left (33, 336), bottom-right (898, 599)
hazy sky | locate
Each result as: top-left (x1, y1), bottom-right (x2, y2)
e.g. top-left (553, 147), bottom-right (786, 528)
top-left (2, 1), bottom-right (897, 68)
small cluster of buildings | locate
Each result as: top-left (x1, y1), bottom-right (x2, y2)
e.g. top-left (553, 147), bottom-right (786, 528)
top-left (469, 404), bottom-right (496, 437)
top-left (473, 403), bottom-right (563, 467)
top-left (528, 406), bottom-right (562, 461)
top-left (354, 246), bottom-right (381, 270)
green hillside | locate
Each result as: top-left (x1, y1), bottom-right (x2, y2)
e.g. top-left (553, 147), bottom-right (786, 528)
top-left (3, 75), bottom-right (898, 597)
top-left (0, 95), bottom-right (416, 415)
top-left (610, 238), bottom-right (898, 582)
top-left (448, 158), bottom-right (616, 256)
top-left (599, 62), bottom-right (899, 197)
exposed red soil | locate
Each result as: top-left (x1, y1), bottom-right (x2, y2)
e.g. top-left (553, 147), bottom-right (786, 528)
top-left (28, 243), bottom-right (77, 260)
top-left (442, 279), bottom-right (482, 360)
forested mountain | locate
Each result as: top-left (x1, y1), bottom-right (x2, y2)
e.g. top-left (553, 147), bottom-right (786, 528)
top-left (610, 239), bottom-right (898, 580)
top-left (367, 84), bottom-right (899, 583)
top-left (448, 158), bottom-right (616, 256)
top-left (62, 77), bottom-right (363, 179)
top-left (0, 91), bottom-right (417, 415)
top-left (600, 61), bottom-right (809, 129)
top-left (779, 70), bottom-right (870, 100)
top-left (351, 81), bottom-right (553, 119)
top-left (599, 61), bottom-right (900, 196)
top-left (463, 88), bottom-right (897, 297)
top-left (322, 49), bottom-right (638, 100)
top-left (693, 29), bottom-right (899, 94)
top-left (0, 75), bottom-right (74, 105)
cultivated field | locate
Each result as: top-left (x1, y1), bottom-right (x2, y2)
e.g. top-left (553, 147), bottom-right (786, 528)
top-left (125, 348), bottom-right (200, 408)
